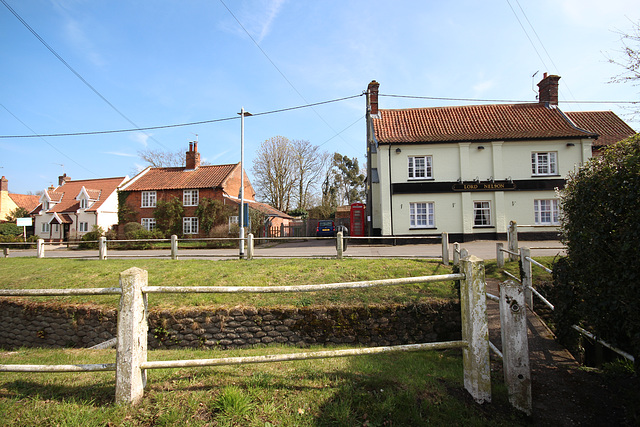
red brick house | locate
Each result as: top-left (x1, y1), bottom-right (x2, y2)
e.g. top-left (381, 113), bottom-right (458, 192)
top-left (118, 142), bottom-right (290, 237)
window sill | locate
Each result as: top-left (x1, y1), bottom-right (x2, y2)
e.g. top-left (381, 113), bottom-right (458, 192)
top-left (473, 225), bottom-right (494, 229)
top-left (530, 174), bottom-right (561, 178)
top-left (407, 178), bottom-right (435, 181)
top-left (409, 227), bottom-right (437, 230)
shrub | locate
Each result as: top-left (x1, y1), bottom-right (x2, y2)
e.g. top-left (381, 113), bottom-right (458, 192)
top-left (556, 134), bottom-right (640, 369)
top-left (123, 222), bottom-right (163, 249)
top-left (78, 226), bottom-right (105, 249)
top-left (0, 222), bottom-right (21, 236)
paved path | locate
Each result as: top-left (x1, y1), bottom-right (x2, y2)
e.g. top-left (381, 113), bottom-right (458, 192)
top-left (2, 239), bottom-right (566, 260)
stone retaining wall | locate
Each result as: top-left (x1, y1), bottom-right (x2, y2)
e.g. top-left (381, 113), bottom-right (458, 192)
top-left (0, 299), bottom-right (461, 350)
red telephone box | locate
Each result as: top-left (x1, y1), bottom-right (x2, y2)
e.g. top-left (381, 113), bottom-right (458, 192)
top-left (350, 203), bottom-right (366, 237)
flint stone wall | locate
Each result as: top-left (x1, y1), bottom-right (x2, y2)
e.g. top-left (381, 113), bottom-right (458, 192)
top-left (0, 299), bottom-right (461, 350)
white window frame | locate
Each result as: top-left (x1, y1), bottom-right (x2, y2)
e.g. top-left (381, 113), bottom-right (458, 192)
top-left (183, 189), bottom-right (199, 206)
top-left (79, 222), bottom-right (89, 232)
top-left (534, 199), bottom-right (560, 225)
top-left (141, 191), bottom-right (157, 208)
top-left (183, 217), bottom-right (199, 234)
top-left (53, 224), bottom-right (59, 233)
top-left (80, 198), bottom-right (87, 209)
top-left (408, 156), bottom-right (433, 180)
top-left (473, 201), bottom-right (492, 227)
top-left (409, 202), bottom-right (435, 228)
top-left (141, 218), bottom-right (156, 231)
top-left (531, 152), bottom-right (558, 176)
top-left (42, 222), bottom-right (50, 233)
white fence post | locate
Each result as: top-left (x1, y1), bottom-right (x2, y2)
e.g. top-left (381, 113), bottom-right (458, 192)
top-left (441, 232), bottom-right (449, 265)
top-left (336, 231), bottom-right (344, 260)
top-left (37, 239), bottom-right (45, 258)
top-left (499, 279), bottom-right (532, 415)
top-left (496, 243), bottom-right (504, 268)
top-left (116, 267), bottom-right (148, 405)
top-left (171, 235), bottom-right (178, 260)
top-left (3, 247), bottom-right (9, 258)
top-left (453, 242), bottom-right (460, 266)
top-left (247, 233), bottom-right (254, 260)
top-left (99, 237), bottom-right (107, 260)
top-left (520, 247), bottom-right (533, 308)
top-left (507, 221), bottom-right (518, 261)
top-left (459, 255), bottom-right (491, 404)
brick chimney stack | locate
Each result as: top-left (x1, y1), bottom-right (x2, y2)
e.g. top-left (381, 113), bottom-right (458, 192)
top-left (185, 141), bottom-right (201, 170)
top-left (1, 176), bottom-right (8, 192)
top-left (368, 80), bottom-right (380, 116)
top-left (58, 173), bottom-right (71, 186)
top-left (537, 73), bottom-right (561, 106)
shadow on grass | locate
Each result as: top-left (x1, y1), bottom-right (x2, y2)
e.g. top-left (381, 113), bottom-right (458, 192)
top-left (1, 379), bottom-right (115, 406)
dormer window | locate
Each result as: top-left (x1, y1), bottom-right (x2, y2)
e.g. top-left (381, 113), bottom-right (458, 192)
top-left (80, 198), bottom-right (87, 209)
top-left (43, 201), bottom-right (49, 210)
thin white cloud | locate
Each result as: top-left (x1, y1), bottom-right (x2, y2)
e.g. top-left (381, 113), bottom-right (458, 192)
top-left (208, 149), bottom-right (232, 162)
top-left (105, 151), bottom-right (137, 158)
top-left (257, 0), bottom-right (286, 43)
top-left (130, 132), bottom-right (151, 147)
top-left (221, 0), bottom-right (286, 43)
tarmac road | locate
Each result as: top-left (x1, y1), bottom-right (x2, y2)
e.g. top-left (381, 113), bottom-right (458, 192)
top-left (2, 238), bottom-right (566, 261)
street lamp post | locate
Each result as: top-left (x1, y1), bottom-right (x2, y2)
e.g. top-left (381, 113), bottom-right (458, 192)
top-left (238, 107), bottom-right (252, 258)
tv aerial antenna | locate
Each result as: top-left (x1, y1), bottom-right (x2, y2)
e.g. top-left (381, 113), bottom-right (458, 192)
top-left (531, 71), bottom-right (539, 100)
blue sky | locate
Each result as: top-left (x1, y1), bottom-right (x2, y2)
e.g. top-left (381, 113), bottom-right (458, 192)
top-left (1, 0), bottom-right (638, 195)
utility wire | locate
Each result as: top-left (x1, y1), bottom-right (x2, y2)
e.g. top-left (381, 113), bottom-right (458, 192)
top-left (218, 0), bottom-right (355, 149)
top-left (0, 94), bottom-right (363, 139)
top-left (0, 103), bottom-right (99, 177)
top-left (380, 94), bottom-right (636, 104)
top-left (506, 0), bottom-right (549, 71)
top-left (1, 0), bottom-right (168, 149)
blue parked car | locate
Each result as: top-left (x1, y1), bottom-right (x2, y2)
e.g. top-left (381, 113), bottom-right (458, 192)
top-left (316, 220), bottom-right (336, 237)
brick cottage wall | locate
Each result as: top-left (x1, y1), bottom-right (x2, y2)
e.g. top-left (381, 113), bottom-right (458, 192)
top-left (0, 299), bottom-right (461, 350)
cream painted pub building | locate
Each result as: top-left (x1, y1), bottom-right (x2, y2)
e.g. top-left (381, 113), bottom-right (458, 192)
top-left (365, 74), bottom-right (635, 241)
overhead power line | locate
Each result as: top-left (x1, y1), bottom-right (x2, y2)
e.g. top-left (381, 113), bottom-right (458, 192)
top-left (381, 94), bottom-right (638, 104)
top-left (1, 0), bottom-right (168, 149)
top-left (0, 94), bottom-right (363, 139)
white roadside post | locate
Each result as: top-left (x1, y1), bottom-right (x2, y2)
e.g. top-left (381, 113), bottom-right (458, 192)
top-left (99, 236), bottom-right (107, 260)
top-left (459, 254), bottom-right (491, 404)
top-left (336, 230), bottom-right (344, 260)
top-left (116, 267), bottom-right (148, 405)
top-left (507, 221), bottom-right (518, 261)
top-left (247, 233), bottom-right (254, 260)
top-left (171, 235), bottom-right (178, 260)
top-left (499, 279), bottom-right (532, 415)
top-left (520, 247), bottom-right (533, 308)
top-left (37, 239), bottom-right (45, 258)
top-left (453, 242), bottom-right (460, 266)
top-left (496, 242), bottom-right (504, 268)
top-left (441, 232), bottom-right (449, 265)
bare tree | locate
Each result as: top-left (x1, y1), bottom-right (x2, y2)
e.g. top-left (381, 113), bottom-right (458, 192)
top-left (137, 148), bottom-right (185, 167)
top-left (606, 19), bottom-right (640, 117)
top-left (252, 136), bottom-right (296, 211)
top-left (291, 139), bottom-right (330, 211)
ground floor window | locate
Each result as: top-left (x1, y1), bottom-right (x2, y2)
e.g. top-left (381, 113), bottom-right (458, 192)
top-left (534, 199), bottom-right (559, 225)
top-left (53, 224), bottom-right (59, 233)
top-left (79, 222), bottom-right (89, 232)
top-left (409, 202), bottom-right (435, 228)
top-left (41, 222), bottom-right (50, 233)
top-left (183, 217), bottom-right (199, 234)
top-left (142, 218), bottom-right (156, 231)
top-left (473, 201), bottom-right (491, 226)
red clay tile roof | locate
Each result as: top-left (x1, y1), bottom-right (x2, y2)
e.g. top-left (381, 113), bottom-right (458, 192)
top-left (565, 111), bottom-right (636, 147)
top-left (8, 193), bottom-right (40, 211)
top-left (373, 103), bottom-right (597, 144)
top-left (39, 177), bottom-right (126, 214)
top-left (123, 164), bottom-right (238, 191)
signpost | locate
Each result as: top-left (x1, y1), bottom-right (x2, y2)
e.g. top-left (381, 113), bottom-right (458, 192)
top-left (16, 217), bottom-right (32, 242)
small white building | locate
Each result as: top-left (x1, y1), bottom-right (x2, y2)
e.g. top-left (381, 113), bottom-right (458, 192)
top-left (365, 74), bottom-right (635, 241)
top-left (32, 174), bottom-right (128, 241)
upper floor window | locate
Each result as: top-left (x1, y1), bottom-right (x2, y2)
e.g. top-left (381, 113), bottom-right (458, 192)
top-left (43, 201), bottom-right (49, 210)
top-left (183, 189), bottom-right (199, 206)
top-left (531, 152), bottom-right (558, 176)
top-left (80, 198), bottom-right (87, 209)
top-left (534, 199), bottom-right (560, 225)
top-left (410, 202), bottom-right (435, 228)
top-left (183, 217), bottom-right (199, 234)
top-left (142, 218), bottom-right (156, 231)
top-left (142, 191), bottom-right (157, 208)
top-left (474, 201), bottom-right (492, 226)
top-left (408, 156), bottom-right (433, 180)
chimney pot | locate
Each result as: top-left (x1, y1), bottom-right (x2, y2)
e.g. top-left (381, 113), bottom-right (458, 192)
top-left (185, 141), bottom-right (201, 169)
top-left (58, 173), bottom-right (71, 186)
top-left (0, 176), bottom-right (8, 192)
top-left (537, 74), bottom-right (560, 106)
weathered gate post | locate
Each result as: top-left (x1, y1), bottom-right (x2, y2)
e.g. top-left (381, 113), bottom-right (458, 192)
top-left (99, 236), bottom-right (107, 260)
top-left (507, 221), bottom-right (518, 261)
top-left (441, 232), bottom-right (449, 265)
top-left (247, 233), bottom-right (254, 260)
top-left (336, 231), bottom-right (344, 260)
top-left (520, 247), bottom-right (533, 308)
top-left (459, 255), bottom-right (491, 403)
top-left (170, 235), bottom-right (178, 260)
top-left (116, 267), bottom-right (148, 405)
top-left (3, 247), bottom-right (9, 258)
top-left (499, 279), bottom-right (532, 415)
top-left (37, 239), bottom-right (45, 258)
top-left (453, 242), bottom-right (460, 266)
top-left (496, 243), bottom-right (504, 268)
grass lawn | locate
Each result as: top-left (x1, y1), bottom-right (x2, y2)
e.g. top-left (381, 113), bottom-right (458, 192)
top-left (0, 346), bottom-right (525, 426)
top-left (0, 258), bottom-right (458, 309)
